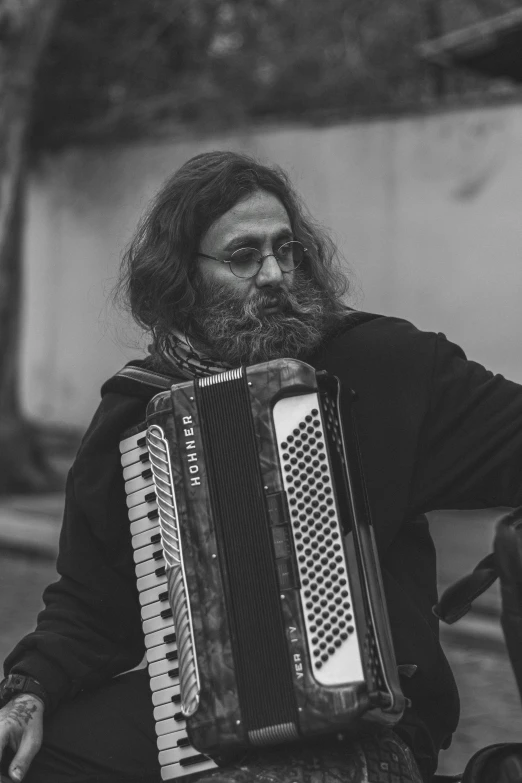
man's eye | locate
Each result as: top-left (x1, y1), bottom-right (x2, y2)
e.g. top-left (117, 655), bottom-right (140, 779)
top-left (231, 248), bottom-right (259, 264)
top-left (277, 242), bottom-right (293, 258)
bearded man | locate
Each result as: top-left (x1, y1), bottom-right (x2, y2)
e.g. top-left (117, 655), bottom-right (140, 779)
top-left (1, 151), bottom-right (522, 783)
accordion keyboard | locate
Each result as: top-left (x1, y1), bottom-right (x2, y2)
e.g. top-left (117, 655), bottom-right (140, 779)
top-left (120, 429), bottom-right (217, 782)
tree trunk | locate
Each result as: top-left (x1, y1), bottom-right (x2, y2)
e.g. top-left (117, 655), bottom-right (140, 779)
top-left (0, 0), bottom-right (63, 493)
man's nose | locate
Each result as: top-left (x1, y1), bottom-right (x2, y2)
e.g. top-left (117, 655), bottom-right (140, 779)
top-left (255, 254), bottom-right (284, 287)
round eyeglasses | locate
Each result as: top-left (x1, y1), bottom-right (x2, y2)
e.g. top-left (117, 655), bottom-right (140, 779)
top-left (197, 240), bottom-right (306, 279)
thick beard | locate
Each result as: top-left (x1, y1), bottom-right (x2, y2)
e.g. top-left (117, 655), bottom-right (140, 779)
top-left (188, 273), bottom-right (333, 366)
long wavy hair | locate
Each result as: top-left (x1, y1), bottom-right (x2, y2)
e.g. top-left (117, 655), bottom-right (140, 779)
top-left (116, 151), bottom-right (350, 347)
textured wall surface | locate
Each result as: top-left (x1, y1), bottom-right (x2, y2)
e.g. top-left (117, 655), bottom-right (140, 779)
top-left (22, 102), bottom-right (522, 424)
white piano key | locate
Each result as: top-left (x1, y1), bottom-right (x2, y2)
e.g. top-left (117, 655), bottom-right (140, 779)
top-left (141, 598), bottom-right (170, 621)
top-left (130, 508), bottom-right (159, 532)
top-left (135, 555), bottom-right (165, 578)
top-left (120, 430), bottom-right (147, 454)
top-left (154, 702), bottom-right (183, 723)
top-left (145, 624), bottom-right (175, 649)
top-left (139, 582), bottom-right (169, 608)
top-left (149, 654), bottom-right (177, 677)
top-left (134, 542), bottom-right (163, 565)
top-left (146, 639), bottom-right (177, 663)
top-left (151, 671), bottom-right (180, 692)
top-left (125, 471), bottom-right (154, 495)
top-left (137, 570), bottom-right (167, 594)
top-left (123, 458), bottom-right (151, 481)
top-left (159, 744), bottom-right (204, 766)
top-left (121, 444), bottom-right (149, 468)
top-left (161, 757), bottom-right (217, 781)
top-left (144, 611), bottom-right (176, 635)
top-left (152, 684), bottom-right (180, 706)
top-left (156, 717), bottom-right (180, 736)
top-left (126, 485), bottom-right (156, 509)
top-left (132, 526), bottom-right (161, 551)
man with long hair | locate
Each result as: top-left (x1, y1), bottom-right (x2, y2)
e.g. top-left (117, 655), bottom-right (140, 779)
top-left (1, 151), bottom-right (522, 783)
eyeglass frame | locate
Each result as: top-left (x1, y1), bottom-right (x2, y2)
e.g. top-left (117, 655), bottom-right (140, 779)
top-left (196, 240), bottom-right (307, 279)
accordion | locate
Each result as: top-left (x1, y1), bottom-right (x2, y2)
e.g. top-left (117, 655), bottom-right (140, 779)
top-left (120, 359), bottom-right (405, 780)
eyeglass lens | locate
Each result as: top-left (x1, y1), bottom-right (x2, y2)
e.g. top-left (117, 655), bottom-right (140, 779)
top-left (230, 241), bottom-right (305, 278)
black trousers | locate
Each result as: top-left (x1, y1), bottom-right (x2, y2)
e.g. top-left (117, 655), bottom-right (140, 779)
top-left (17, 670), bottom-right (424, 783)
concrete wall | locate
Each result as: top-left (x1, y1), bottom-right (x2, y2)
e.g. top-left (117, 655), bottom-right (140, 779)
top-left (22, 102), bottom-right (522, 426)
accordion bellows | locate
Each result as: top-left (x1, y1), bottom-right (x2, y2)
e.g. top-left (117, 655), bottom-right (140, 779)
top-left (121, 359), bottom-right (405, 779)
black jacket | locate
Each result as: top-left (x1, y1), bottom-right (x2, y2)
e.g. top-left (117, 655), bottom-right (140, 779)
top-left (5, 314), bottom-right (522, 770)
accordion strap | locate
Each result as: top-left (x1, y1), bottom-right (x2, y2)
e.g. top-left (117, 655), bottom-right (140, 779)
top-left (101, 364), bottom-right (181, 400)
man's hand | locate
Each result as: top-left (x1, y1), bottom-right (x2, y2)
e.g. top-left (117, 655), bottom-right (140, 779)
top-left (0, 694), bottom-right (44, 782)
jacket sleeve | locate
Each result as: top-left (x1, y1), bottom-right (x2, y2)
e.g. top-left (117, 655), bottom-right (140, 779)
top-left (408, 332), bottom-right (522, 515)
top-left (3, 393), bottom-right (148, 713)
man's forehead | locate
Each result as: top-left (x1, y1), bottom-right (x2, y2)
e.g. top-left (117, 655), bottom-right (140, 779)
top-left (202, 190), bottom-right (292, 249)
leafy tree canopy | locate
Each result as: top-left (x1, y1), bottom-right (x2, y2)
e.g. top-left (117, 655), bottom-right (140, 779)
top-left (31, 0), bottom-right (521, 153)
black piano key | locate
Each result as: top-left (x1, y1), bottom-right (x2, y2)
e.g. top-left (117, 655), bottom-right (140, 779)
top-left (155, 566), bottom-right (166, 577)
top-left (160, 608), bottom-right (173, 620)
top-left (142, 469), bottom-right (153, 480)
top-left (148, 509), bottom-right (159, 520)
top-left (180, 754), bottom-right (208, 767)
top-left (163, 632), bottom-right (176, 644)
top-left (166, 650), bottom-right (178, 661)
top-left (137, 436), bottom-right (146, 447)
top-left (139, 452), bottom-right (150, 464)
top-left (159, 591), bottom-right (168, 602)
top-left (177, 737), bottom-right (191, 748)
top-left (145, 492), bottom-right (156, 503)
top-left (168, 668), bottom-right (179, 679)
top-left (153, 549), bottom-right (164, 561)
top-left (173, 712), bottom-right (184, 722)
top-left (171, 694), bottom-right (181, 704)
top-left (151, 534), bottom-right (161, 544)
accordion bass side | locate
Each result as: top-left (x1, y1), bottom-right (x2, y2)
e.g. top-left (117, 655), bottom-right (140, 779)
top-left (120, 359), bottom-right (405, 776)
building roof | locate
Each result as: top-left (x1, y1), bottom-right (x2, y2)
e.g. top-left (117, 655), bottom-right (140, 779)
top-left (418, 8), bottom-right (522, 83)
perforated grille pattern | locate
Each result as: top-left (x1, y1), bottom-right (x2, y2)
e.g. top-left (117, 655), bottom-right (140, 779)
top-left (321, 392), bottom-right (387, 695)
top-left (273, 393), bottom-right (364, 687)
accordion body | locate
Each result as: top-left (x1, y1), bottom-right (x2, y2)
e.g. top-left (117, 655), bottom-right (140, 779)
top-left (120, 359), bottom-right (404, 778)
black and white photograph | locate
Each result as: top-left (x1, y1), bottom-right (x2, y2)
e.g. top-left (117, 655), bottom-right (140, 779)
top-left (1, 2), bottom-right (522, 782)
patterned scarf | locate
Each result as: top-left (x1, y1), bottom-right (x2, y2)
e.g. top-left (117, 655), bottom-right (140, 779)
top-left (149, 329), bottom-right (232, 379)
